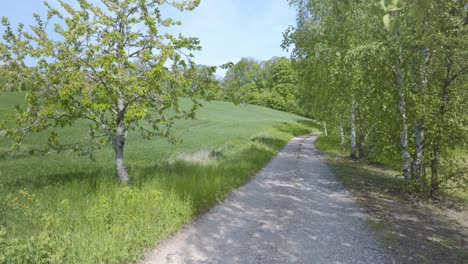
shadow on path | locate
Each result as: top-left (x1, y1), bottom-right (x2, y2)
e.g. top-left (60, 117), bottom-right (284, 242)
top-left (140, 134), bottom-right (394, 264)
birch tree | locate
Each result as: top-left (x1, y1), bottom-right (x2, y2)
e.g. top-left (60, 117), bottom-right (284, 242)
top-left (286, 0), bottom-right (467, 195)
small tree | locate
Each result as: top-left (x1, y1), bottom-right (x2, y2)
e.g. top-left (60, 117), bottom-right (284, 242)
top-left (270, 57), bottom-right (298, 112)
top-left (0, 0), bottom-right (211, 183)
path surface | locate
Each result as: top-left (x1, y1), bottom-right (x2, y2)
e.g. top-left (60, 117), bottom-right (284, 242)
top-left (140, 134), bottom-right (394, 264)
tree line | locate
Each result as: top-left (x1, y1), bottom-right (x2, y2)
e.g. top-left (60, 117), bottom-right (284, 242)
top-left (283, 0), bottom-right (467, 196)
top-left (218, 57), bottom-right (301, 115)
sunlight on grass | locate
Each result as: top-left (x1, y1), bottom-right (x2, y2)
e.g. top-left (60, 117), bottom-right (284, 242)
top-left (0, 92), bottom-right (319, 263)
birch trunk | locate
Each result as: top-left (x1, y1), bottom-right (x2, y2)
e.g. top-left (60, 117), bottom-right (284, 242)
top-left (411, 48), bottom-right (430, 182)
top-left (114, 98), bottom-right (130, 183)
top-left (395, 29), bottom-right (411, 181)
top-left (412, 123), bottom-right (425, 180)
top-left (397, 67), bottom-right (411, 181)
top-left (350, 102), bottom-right (357, 160)
top-left (339, 125), bottom-right (346, 152)
top-left (323, 122), bottom-right (328, 136)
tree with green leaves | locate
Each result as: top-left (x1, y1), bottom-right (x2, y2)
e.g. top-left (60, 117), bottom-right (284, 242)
top-left (270, 57), bottom-right (298, 112)
top-left (420, 0), bottom-right (467, 193)
top-left (285, 0), bottom-right (467, 196)
top-left (0, 0), bottom-right (210, 183)
top-left (222, 56), bottom-right (301, 113)
top-left (223, 57), bottom-right (263, 104)
top-left (371, 0), bottom-right (467, 192)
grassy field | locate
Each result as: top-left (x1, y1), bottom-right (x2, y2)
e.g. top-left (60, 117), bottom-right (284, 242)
top-left (315, 135), bottom-right (468, 264)
top-left (0, 92), bottom-right (319, 263)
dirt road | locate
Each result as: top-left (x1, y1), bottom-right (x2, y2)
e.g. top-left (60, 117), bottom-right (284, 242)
top-left (140, 134), bottom-right (393, 264)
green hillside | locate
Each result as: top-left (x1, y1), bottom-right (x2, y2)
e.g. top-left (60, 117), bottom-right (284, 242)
top-left (0, 92), bottom-right (319, 263)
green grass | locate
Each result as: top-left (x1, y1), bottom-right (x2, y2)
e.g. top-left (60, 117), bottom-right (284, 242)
top-left (315, 135), bottom-right (468, 200)
top-left (0, 92), bottom-right (319, 263)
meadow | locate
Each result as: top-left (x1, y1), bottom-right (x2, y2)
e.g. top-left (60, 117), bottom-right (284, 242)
top-left (0, 92), bottom-right (319, 263)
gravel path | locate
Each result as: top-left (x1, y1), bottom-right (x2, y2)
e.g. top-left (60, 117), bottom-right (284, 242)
top-left (140, 134), bottom-right (394, 264)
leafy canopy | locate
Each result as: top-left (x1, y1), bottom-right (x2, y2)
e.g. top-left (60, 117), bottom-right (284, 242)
top-left (0, 0), bottom-right (211, 156)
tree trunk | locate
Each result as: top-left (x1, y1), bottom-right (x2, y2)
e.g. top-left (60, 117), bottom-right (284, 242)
top-left (412, 122), bottom-right (425, 181)
top-left (339, 125), bottom-right (346, 152)
top-left (350, 102), bottom-right (357, 160)
top-left (411, 48), bottom-right (430, 184)
top-left (390, 19), bottom-right (412, 182)
top-left (114, 98), bottom-right (130, 183)
top-left (397, 81), bottom-right (411, 181)
top-left (323, 122), bottom-right (328, 136)
top-left (395, 43), bottom-right (412, 181)
top-left (114, 136), bottom-right (129, 183)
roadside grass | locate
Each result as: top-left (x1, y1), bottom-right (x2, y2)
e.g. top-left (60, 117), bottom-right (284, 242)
top-left (315, 135), bottom-right (468, 264)
top-left (0, 92), bottom-right (320, 264)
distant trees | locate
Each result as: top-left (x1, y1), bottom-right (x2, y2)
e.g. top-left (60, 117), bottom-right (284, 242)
top-left (285, 0), bottom-right (467, 196)
top-left (0, 0), bottom-right (212, 183)
top-left (222, 57), bottom-right (300, 114)
top-left (223, 58), bottom-right (264, 104)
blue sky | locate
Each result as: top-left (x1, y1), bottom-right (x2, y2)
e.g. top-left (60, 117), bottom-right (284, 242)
top-left (1, 0), bottom-right (297, 76)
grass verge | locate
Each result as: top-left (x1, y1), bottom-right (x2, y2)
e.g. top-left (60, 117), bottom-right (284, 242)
top-left (315, 135), bottom-right (468, 264)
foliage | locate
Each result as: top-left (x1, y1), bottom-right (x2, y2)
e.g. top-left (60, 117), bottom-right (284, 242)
top-left (0, 0), bottom-right (214, 182)
top-left (222, 57), bottom-right (301, 114)
top-left (285, 0), bottom-right (468, 195)
top-left (223, 57), bottom-right (263, 104)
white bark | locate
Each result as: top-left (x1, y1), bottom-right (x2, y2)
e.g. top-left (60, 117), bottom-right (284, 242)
top-left (394, 27), bottom-right (411, 181)
top-left (396, 59), bottom-right (411, 181)
top-left (339, 125), bottom-right (345, 152)
top-left (323, 122), bottom-right (328, 136)
top-left (350, 102), bottom-right (357, 159)
top-left (411, 48), bottom-right (430, 181)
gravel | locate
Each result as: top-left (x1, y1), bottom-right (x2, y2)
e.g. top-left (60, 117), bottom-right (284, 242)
top-left (140, 134), bottom-right (395, 264)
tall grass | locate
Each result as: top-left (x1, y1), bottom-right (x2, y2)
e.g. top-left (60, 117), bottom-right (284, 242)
top-left (0, 92), bottom-right (319, 263)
